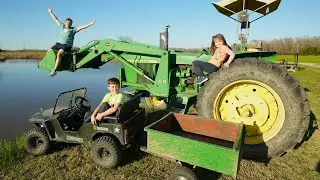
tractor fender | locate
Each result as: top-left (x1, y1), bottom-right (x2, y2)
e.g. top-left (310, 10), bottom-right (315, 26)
top-left (91, 131), bottom-right (124, 146)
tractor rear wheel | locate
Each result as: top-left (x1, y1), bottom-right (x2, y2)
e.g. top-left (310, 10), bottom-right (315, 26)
top-left (196, 58), bottom-right (310, 159)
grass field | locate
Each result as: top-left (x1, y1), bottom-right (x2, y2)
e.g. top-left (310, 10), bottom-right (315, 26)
top-left (276, 55), bottom-right (320, 63)
top-left (0, 65), bottom-right (319, 180)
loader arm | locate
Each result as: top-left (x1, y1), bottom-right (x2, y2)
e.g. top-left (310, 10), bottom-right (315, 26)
top-left (38, 37), bottom-right (276, 114)
top-left (39, 39), bottom-right (173, 97)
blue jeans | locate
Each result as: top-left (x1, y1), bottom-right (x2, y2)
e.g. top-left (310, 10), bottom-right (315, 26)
top-left (192, 60), bottom-right (219, 77)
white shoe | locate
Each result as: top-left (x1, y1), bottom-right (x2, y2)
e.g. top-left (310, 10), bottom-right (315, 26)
top-left (48, 70), bottom-right (57, 77)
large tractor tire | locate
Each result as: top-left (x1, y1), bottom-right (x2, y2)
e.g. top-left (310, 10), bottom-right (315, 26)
top-left (196, 58), bottom-right (310, 159)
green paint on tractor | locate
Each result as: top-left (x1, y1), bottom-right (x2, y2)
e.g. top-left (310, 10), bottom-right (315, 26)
top-left (37, 0), bottom-right (311, 164)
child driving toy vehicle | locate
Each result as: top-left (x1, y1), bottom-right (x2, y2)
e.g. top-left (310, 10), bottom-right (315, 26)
top-left (84, 77), bottom-right (124, 124)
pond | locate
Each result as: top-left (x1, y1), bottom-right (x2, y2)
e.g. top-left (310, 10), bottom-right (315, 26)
top-left (0, 60), bottom-right (124, 140)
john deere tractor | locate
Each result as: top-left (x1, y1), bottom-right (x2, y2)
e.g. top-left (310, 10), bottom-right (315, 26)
top-left (38, 0), bottom-right (310, 160)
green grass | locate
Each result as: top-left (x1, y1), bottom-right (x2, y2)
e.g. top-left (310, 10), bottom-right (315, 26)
top-left (1, 66), bottom-right (320, 180)
top-left (276, 55), bottom-right (320, 63)
top-left (0, 136), bottom-right (26, 169)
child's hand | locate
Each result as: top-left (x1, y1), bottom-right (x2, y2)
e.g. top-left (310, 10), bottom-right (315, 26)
top-left (91, 116), bottom-right (96, 125)
top-left (96, 113), bottom-right (103, 121)
top-left (89, 20), bottom-right (96, 26)
top-left (223, 63), bottom-right (230, 68)
top-left (48, 7), bottom-right (53, 13)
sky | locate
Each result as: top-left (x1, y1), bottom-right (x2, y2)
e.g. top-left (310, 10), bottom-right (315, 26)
top-left (0, 0), bottom-right (319, 50)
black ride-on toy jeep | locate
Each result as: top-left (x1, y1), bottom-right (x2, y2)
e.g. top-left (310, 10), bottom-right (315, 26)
top-left (24, 88), bottom-right (146, 168)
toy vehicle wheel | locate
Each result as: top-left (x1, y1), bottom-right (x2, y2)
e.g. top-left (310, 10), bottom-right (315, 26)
top-left (169, 166), bottom-right (198, 180)
top-left (90, 136), bottom-right (121, 168)
top-left (24, 127), bottom-right (50, 155)
top-left (196, 58), bottom-right (310, 159)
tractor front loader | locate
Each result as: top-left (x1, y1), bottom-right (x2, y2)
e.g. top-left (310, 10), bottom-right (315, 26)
top-left (38, 0), bottom-right (310, 160)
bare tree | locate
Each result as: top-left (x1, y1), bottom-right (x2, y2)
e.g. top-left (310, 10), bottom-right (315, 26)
top-left (257, 36), bottom-right (320, 55)
top-left (117, 35), bottom-right (133, 42)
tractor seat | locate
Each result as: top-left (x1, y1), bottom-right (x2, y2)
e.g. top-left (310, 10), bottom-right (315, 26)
top-left (102, 93), bottom-right (142, 124)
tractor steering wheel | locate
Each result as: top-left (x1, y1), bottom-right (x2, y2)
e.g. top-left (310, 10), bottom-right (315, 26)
top-left (74, 96), bottom-right (91, 113)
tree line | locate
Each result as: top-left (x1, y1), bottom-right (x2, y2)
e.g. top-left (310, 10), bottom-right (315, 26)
top-left (174, 36), bottom-right (320, 56)
top-left (251, 36), bottom-right (320, 55)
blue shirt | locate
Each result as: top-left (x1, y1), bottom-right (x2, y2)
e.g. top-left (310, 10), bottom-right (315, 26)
top-left (57, 22), bottom-right (77, 47)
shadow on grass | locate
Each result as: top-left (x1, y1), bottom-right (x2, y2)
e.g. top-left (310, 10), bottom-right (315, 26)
top-left (121, 146), bottom-right (147, 167)
top-left (48, 142), bottom-right (79, 154)
top-left (316, 161), bottom-right (320, 174)
top-left (118, 109), bottom-right (172, 167)
top-left (307, 111), bottom-right (318, 139)
top-left (243, 124), bottom-right (271, 165)
top-left (304, 88), bottom-right (311, 92)
top-left (299, 67), bottom-right (306, 70)
top-left (194, 167), bottom-right (222, 180)
top-left (119, 109), bottom-right (168, 167)
top-left (295, 111), bottom-right (318, 150)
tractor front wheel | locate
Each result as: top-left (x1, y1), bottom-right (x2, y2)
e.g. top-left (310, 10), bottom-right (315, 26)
top-left (196, 58), bottom-right (310, 159)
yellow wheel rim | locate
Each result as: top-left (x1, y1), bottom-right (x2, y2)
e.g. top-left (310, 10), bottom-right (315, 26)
top-left (213, 80), bottom-right (285, 144)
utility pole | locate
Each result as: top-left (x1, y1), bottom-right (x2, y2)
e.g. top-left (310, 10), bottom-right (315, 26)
top-left (23, 40), bottom-right (26, 51)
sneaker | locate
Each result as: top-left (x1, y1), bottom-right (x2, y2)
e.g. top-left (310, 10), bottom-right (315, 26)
top-left (196, 76), bottom-right (208, 84)
top-left (48, 70), bottom-right (57, 77)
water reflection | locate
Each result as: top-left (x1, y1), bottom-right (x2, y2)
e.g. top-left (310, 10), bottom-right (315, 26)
top-left (0, 60), bottom-right (123, 140)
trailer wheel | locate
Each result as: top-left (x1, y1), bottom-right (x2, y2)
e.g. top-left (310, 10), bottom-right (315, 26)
top-left (90, 136), bottom-right (121, 168)
top-left (24, 127), bottom-right (50, 155)
top-left (169, 166), bottom-right (198, 180)
top-left (196, 58), bottom-right (310, 159)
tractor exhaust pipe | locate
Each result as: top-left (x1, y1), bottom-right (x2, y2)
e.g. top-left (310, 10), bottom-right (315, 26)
top-left (160, 25), bottom-right (170, 51)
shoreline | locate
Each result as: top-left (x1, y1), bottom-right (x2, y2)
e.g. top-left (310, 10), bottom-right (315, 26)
top-left (0, 51), bottom-right (46, 61)
top-left (1, 51), bottom-right (320, 62)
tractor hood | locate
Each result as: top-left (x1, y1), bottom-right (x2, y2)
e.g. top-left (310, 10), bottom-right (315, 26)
top-left (29, 108), bottom-right (54, 122)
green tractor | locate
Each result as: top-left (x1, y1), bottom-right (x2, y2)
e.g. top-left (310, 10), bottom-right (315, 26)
top-left (38, 0), bottom-right (310, 160)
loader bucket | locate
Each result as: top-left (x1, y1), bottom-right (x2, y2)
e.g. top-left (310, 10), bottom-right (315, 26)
top-left (38, 49), bottom-right (105, 72)
top-left (38, 50), bottom-right (56, 72)
top-left (38, 50), bottom-right (74, 72)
